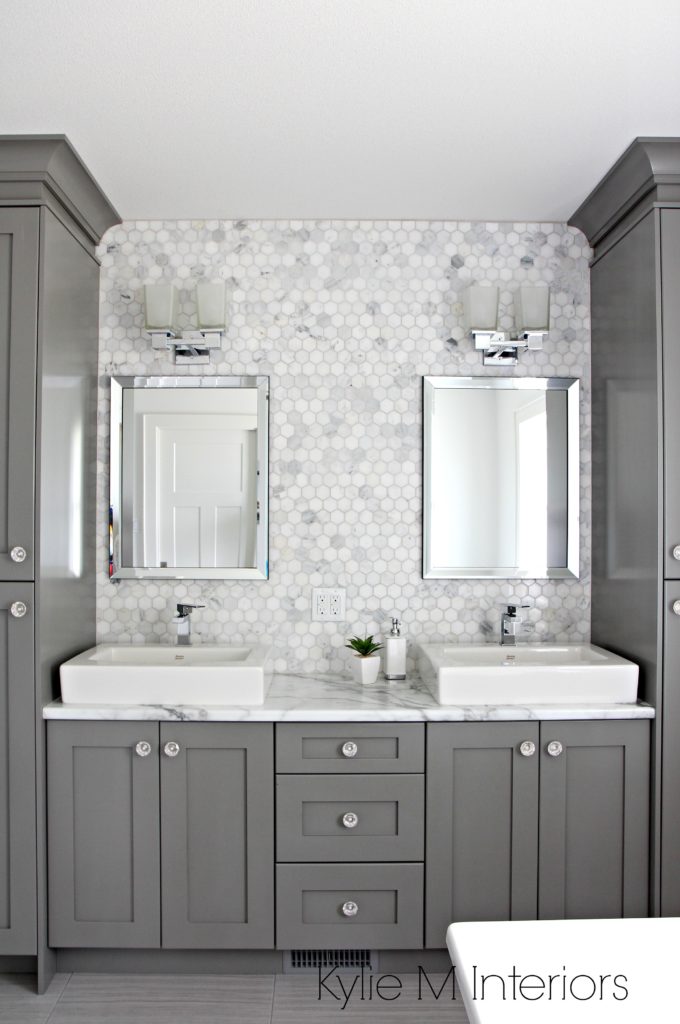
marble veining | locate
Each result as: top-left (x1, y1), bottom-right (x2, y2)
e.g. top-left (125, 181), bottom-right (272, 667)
top-left (43, 672), bottom-right (654, 722)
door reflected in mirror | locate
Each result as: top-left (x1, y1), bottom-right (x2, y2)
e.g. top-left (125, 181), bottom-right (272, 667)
top-left (423, 376), bottom-right (579, 579)
top-left (110, 376), bottom-right (268, 580)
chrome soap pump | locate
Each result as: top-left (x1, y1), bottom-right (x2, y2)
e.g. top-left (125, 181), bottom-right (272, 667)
top-left (383, 617), bottom-right (406, 680)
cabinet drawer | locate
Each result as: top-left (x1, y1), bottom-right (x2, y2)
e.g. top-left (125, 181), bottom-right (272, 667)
top-left (276, 863), bottom-right (423, 949)
top-left (276, 723), bottom-right (424, 773)
top-left (276, 774), bottom-right (424, 862)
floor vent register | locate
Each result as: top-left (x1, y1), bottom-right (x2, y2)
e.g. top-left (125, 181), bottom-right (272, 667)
top-left (283, 949), bottom-right (377, 973)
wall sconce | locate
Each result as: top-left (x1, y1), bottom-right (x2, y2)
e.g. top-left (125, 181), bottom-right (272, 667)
top-left (463, 283), bottom-right (550, 366)
top-left (144, 282), bottom-right (228, 364)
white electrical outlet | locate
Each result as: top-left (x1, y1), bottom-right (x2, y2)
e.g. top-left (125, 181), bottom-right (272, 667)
top-left (312, 588), bottom-right (346, 621)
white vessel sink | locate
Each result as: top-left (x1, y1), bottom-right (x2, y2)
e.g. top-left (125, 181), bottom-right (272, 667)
top-left (60, 644), bottom-right (272, 706)
top-left (416, 643), bottom-right (638, 705)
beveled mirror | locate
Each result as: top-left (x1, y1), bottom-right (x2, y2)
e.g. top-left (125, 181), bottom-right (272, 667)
top-left (423, 376), bottom-right (579, 579)
top-left (110, 375), bottom-right (268, 580)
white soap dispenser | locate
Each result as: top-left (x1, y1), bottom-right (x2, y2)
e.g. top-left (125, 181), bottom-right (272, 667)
top-left (383, 618), bottom-right (406, 680)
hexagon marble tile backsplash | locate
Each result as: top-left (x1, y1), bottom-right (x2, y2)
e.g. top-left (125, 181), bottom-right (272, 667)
top-left (96, 220), bottom-right (591, 676)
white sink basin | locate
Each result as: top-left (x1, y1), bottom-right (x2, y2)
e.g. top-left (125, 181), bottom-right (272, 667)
top-left (60, 644), bottom-right (272, 706)
top-left (416, 643), bottom-right (638, 705)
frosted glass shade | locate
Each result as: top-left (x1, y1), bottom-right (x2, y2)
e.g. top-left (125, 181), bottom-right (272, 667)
top-left (144, 284), bottom-right (180, 333)
top-left (196, 281), bottom-right (227, 330)
top-left (515, 284), bottom-right (550, 331)
top-left (463, 285), bottom-right (499, 331)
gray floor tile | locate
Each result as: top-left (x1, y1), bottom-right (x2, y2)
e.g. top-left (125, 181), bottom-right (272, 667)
top-left (47, 1001), bottom-right (272, 1024)
top-left (272, 973), bottom-right (470, 1023)
top-left (0, 973), bottom-right (71, 1009)
top-left (0, 970), bottom-right (471, 1024)
top-left (0, 1012), bottom-right (55, 1024)
top-left (59, 973), bottom-right (274, 1007)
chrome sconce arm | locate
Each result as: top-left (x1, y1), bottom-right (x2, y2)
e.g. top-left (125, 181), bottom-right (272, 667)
top-left (472, 327), bottom-right (548, 366)
top-left (464, 283), bottom-right (550, 366)
top-left (148, 328), bottom-right (224, 365)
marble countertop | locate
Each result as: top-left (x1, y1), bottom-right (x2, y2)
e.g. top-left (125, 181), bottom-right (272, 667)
top-left (43, 672), bottom-right (656, 722)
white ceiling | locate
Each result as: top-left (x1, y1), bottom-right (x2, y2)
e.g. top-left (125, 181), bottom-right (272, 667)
top-left (2, 0), bottom-right (679, 222)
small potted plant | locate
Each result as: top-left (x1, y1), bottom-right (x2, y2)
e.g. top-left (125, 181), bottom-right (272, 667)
top-left (345, 634), bottom-right (383, 686)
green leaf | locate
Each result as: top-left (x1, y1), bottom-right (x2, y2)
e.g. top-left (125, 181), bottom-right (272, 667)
top-left (345, 634), bottom-right (384, 657)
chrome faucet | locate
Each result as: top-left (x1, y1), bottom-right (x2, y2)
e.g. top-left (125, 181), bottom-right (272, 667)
top-left (500, 604), bottom-right (526, 646)
top-left (172, 603), bottom-right (205, 646)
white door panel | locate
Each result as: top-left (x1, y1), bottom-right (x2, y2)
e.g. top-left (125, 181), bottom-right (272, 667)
top-left (140, 414), bottom-right (256, 568)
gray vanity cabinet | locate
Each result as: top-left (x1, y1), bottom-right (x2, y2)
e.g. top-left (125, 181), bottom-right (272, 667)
top-left (425, 720), bottom-right (650, 948)
top-left (47, 721), bottom-right (274, 949)
top-left (0, 583), bottom-right (36, 954)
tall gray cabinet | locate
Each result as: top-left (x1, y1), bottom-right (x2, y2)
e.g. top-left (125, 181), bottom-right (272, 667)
top-left (570, 137), bottom-right (680, 916)
top-left (0, 138), bottom-right (118, 987)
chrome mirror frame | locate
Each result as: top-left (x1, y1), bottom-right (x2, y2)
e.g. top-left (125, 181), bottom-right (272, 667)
top-left (109, 375), bottom-right (269, 581)
top-left (422, 375), bottom-right (579, 579)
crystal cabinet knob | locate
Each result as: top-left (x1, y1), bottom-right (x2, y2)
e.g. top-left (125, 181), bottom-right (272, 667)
top-left (341, 741), bottom-right (358, 758)
top-left (10, 546), bottom-right (27, 563)
top-left (342, 812), bottom-right (359, 829)
top-left (341, 900), bottom-right (359, 917)
top-left (673, 545), bottom-right (680, 561)
top-left (163, 741), bottom-right (181, 758)
top-left (135, 741), bottom-right (152, 758)
top-left (546, 740), bottom-right (563, 758)
top-left (519, 740), bottom-right (536, 757)
top-left (10, 601), bottom-right (28, 618)
top-left (673, 600), bottom-right (680, 617)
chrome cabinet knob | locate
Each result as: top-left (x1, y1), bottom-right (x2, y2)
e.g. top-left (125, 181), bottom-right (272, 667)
top-left (673, 600), bottom-right (680, 617)
top-left (10, 545), bottom-right (27, 563)
top-left (341, 741), bottom-right (358, 758)
top-left (673, 545), bottom-right (680, 561)
top-left (519, 740), bottom-right (536, 757)
top-left (135, 741), bottom-right (152, 758)
top-left (341, 900), bottom-right (359, 917)
top-left (342, 811), bottom-right (359, 829)
top-left (546, 740), bottom-right (563, 758)
top-left (9, 601), bottom-right (28, 618)
top-left (163, 741), bottom-right (181, 758)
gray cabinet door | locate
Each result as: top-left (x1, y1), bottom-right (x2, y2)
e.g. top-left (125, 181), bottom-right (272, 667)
top-left (661, 586), bottom-right (680, 915)
top-left (538, 720), bottom-right (650, 919)
top-left (425, 722), bottom-right (539, 948)
top-left (0, 583), bottom-right (36, 954)
top-left (662, 210), bottom-right (680, 578)
top-left (0, 209), bottom-right (39, 580)
top-left (47, 721), bottom-right (161, 947)
top-left (160, 723), bottom-right (274, 948)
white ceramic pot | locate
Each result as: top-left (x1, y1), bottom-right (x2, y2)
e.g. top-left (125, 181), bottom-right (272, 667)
top-left (351, 654), bottom-right (381, 686)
